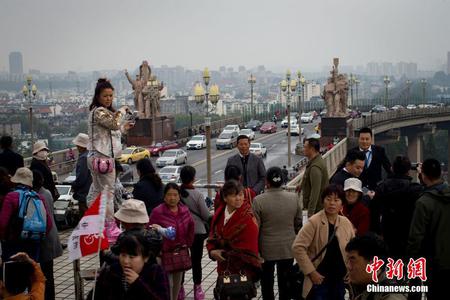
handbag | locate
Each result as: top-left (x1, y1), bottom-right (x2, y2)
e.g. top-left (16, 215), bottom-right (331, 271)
top-left (214, 271), bottom-right (257, 300)
top-left (288, 226), bottom-right (337, 300)
top-left (90, 109), bottom-right (115, 174)
top-left (161, 246), bottom-right (192, 273)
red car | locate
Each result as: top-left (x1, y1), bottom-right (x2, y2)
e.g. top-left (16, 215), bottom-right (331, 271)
top-left (148, 140), bottom-right (180, 156)
top-left (260, 122), bottom-right (277, 134)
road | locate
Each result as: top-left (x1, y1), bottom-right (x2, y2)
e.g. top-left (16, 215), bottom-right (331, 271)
top-left (59, 120), bottom-right (320, 188)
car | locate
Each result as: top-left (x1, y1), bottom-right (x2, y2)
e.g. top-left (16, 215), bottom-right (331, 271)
top-left (158, 166), bottom-right (182, 184)
top-left (148, 140), bottom-right (180, 156)
top-left (290, 124), bottom-right (302, 136)
top-left (391, 105), bottom-right (404, 110)
top-left (186, 135), bottom-right (206, 150)
top-left (320, 109), bottom-right (327, 117)
top-left (260, 122), bottom-right (277, 134)
top-left (249, 143), bottom-right (267, 158)
top-left (155, 149), bottom-right (187, 167)
top-left (406, 104), bottom-right (417, 110)
top-left (222, 125), bottom-right (240, 134)
top-left (53, 185), bottom-right (79, 227)
top-left (371, 105), bottom-right (388, 113)
top-left (216, 131), bottom-right (238, 149)
top-left (239, 129), bottom-right (255, 140)
top-left (301, 112), bottom-right (314, 123)
top-left (245, 120), bottom-right (262, 131)
top-left (119, 146), bottom-right (150, 164)
top-left (118, 163), bottom-right (134, 183)
top-left (281, 117), bottom-right (289, 128)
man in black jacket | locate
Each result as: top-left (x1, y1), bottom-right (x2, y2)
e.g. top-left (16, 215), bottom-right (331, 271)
top-left (330, 150), bottom-right (365, 188)
top-left (0, 136), bottom-right (24, 176)
top-left (370, 156), bottom-right (423, 259)
top-left (350, 127), bottom-right (392, 190)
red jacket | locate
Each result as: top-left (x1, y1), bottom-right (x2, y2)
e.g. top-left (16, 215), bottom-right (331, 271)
top-left (207, 202), bottom-right (261, 279)
top-left (0, 189), bottom-right (53, 241)
top-left (149, 203), bottom-right (195, 253)
top-left (343, 201), bottom-right (370, 237)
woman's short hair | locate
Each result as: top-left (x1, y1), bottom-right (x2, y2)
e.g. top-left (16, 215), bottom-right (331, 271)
top-left (89, 78), bottom-right (115, 111)
top-left (164, 182), bottom-right (180, 196)
top-left (266, 166), bottom-right (283, 188)
top-left (321, 184), bottom-right (346, 205)
top-left (221, 179), bottom-right (244, 198)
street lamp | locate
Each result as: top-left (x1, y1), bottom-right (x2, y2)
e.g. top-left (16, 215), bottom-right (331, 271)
top-left (194, 68), bottom-right (220, 198)
top-left (280, 70), bottom-right (297, 167)
top-left (22, 75), bottom-right (38, 147)
top-left (406, 79), bottom-right (412, 106)
top-left (420, 78), bottom-right (427, 104)
top-left (354, 78), bottom-right (360, 108)
top-left (248, 74), bottom-right (256, 120)
top-left (383, 76), bottom-right (390, 107)
top-left (298, 72), bottom-right (306, 147)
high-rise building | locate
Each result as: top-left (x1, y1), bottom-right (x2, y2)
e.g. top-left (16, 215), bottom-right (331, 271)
top-left (9, 51), bottom-right (23, 76)
top-left (447, 51), bottom-right (450, 74)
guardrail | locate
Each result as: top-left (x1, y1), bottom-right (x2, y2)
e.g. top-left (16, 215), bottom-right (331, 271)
top-left (351, 107), bottom-right (450, 133)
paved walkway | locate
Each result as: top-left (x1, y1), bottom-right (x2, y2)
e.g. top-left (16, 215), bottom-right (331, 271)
top-left (54, 229), bottom-right (279, 300)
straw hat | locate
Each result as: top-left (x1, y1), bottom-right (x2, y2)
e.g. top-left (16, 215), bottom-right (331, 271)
top-left (114, 199), bottom-right (149, 224)
top-left (32, 141), bottom-right (49, 155)
top-left (344, 178), bottom-right (363, 193)
top-left (72, 133), bottom-right (89, 148)
top-left (11, 167), bottom-right (33, 187)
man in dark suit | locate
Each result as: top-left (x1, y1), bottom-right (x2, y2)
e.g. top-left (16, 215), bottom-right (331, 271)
top-left (0, 136), bottom-right (24, 176)
top-left (226, 135), bottom-right (266, 194)
top-left (351, 127), bottom-right (392, 190)
top-left (330, 150), bottom-right (365, 188)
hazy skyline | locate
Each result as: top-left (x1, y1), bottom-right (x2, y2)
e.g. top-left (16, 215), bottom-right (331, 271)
top-left (1, 0), bottom-right (450, 73)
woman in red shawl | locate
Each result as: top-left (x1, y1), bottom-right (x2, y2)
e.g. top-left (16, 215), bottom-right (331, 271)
top-left (207, 180), bottom-right (261, 298)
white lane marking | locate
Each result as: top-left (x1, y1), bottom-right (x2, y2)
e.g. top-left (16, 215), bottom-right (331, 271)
top-left (215, 170), bottom-right (223, 175)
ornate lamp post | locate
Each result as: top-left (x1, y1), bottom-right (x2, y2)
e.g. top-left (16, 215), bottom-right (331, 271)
top-left (280, 70), bottom-right (297, 167)
top-left (248, 74), bottom-right (256, 120)
top-left (194, 68), bottom-right (220, 198)
top-left (406, 79), bottom-right (412, 106)
top-left (22, 75), bottom-right (38, 147)
top-left (383, 76), bottom-right (390, 107)
top-left (420, 78), bottom-right (427, 104)
top-left (298, 72), bottom-right (306, 147)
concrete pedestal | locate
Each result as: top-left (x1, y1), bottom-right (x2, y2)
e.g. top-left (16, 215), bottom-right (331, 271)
top-left (321, 117), bottom-right (348, 138)
top-left (126, 115), bottom-right (175, 146)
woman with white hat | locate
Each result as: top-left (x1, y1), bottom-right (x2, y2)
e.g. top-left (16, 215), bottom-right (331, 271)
top-left (30, 141), bottom-right (59, 201)
top-left (71, 133), bottom-right (92, 217)
top-left (342, 178), bottom-right (370, 237)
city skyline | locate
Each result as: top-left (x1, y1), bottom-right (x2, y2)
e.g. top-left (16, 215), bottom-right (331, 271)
top-left (1, 0), bottom-right (450, 73)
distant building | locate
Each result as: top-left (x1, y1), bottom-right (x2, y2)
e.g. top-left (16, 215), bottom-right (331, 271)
top-left (447, 51), bottom-right (450, 74)
top-left (0, 123), bottom-right (21, 136)
top-left (9, 51), bottom-right (23, 80)
top-left (304, 82), bottom-right (321, 101)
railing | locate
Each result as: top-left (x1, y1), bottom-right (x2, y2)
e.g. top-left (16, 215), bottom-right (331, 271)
top-left (24, 147), bottom-right (78, 177)
top-left (286, 137), bottom-right (348, 189)
top-left (351, 107), bottom-right (450, 134)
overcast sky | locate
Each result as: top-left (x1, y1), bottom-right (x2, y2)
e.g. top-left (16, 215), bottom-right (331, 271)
top-left (1, 0), bottom-right (449, 73)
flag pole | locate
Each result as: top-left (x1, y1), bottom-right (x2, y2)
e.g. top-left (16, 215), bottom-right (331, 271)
top-left (91, 190), bottom-right (109, 300)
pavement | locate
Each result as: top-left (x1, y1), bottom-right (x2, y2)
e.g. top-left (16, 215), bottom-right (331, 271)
top-left (54, 229), bottom-right (279, 300)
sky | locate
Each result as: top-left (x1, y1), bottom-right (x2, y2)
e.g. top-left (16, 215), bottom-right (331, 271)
top-left (1, 0), bottom-right (449, 73)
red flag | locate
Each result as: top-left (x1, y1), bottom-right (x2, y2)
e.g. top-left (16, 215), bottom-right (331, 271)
top-left (68, 192), bottom-right (109, 261)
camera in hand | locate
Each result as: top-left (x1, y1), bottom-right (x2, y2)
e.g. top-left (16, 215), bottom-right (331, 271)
top-left (124, 110), bottom-right (139, 123)
top-left (411, 162), bottom-right (419, 171)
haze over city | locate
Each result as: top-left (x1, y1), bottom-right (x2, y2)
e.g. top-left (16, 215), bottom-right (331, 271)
top-left (1, 0), bottom-right (450, 73)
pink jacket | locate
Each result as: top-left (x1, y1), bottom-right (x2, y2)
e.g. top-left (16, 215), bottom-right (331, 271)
top-left (0, 190), bottom-right (53, 241)
top-left (149, 203), bottom-right (195, 253)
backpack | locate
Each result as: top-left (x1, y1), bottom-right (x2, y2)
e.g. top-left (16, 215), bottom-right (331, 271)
top-left (16, 187), bottom-right (47, 240)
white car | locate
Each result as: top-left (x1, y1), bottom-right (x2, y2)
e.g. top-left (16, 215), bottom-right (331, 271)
top-left (290, 124), bottom-right (303, 136)
top-left (156, 149), bottom-right (187, 167)
top-left (249, 143), bottom-right (267, 158)
top-left (186, 135), bottom-right (206, 150)
top-left (54, 185), bottom-right (79, 226)
top-left (239, 129), bottom-right (255, 140)
top-left (222, 124), bottom-right (240, 134)
top-left (301, 112), bottom-right (314, 123)
top-left (62, 169), bottom-right (76, 184)
top-left (158, 166), bottom-right (182, 184)
top-left (406, 104), bottom-right (417, 110)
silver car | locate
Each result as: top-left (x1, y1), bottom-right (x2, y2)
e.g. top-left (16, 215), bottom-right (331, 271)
top-left (158, 166), bottom-right (182, 184)
top-left (156, 149), bottom-right (188, 167)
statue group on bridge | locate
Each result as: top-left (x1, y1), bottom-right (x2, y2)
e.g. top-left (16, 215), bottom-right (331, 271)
top-left (322, 58), bottom-right (349, 117)
top-left (125, 60), bottom-right (163, 119)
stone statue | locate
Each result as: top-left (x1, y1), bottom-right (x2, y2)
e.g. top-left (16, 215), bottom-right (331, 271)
top-left (322, 58), bottom-right (349, 117)
top-left (125, 60), bottom-right (162, 118)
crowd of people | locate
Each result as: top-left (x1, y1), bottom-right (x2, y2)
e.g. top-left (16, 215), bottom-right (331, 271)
top-left (0, 78), bottom-right (448, 300)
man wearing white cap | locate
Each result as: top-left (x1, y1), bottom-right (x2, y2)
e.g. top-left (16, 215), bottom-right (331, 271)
top-left (30, 141), bottom-right (59, 201)
top-left (71, 133), bottom-right (92, 216)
